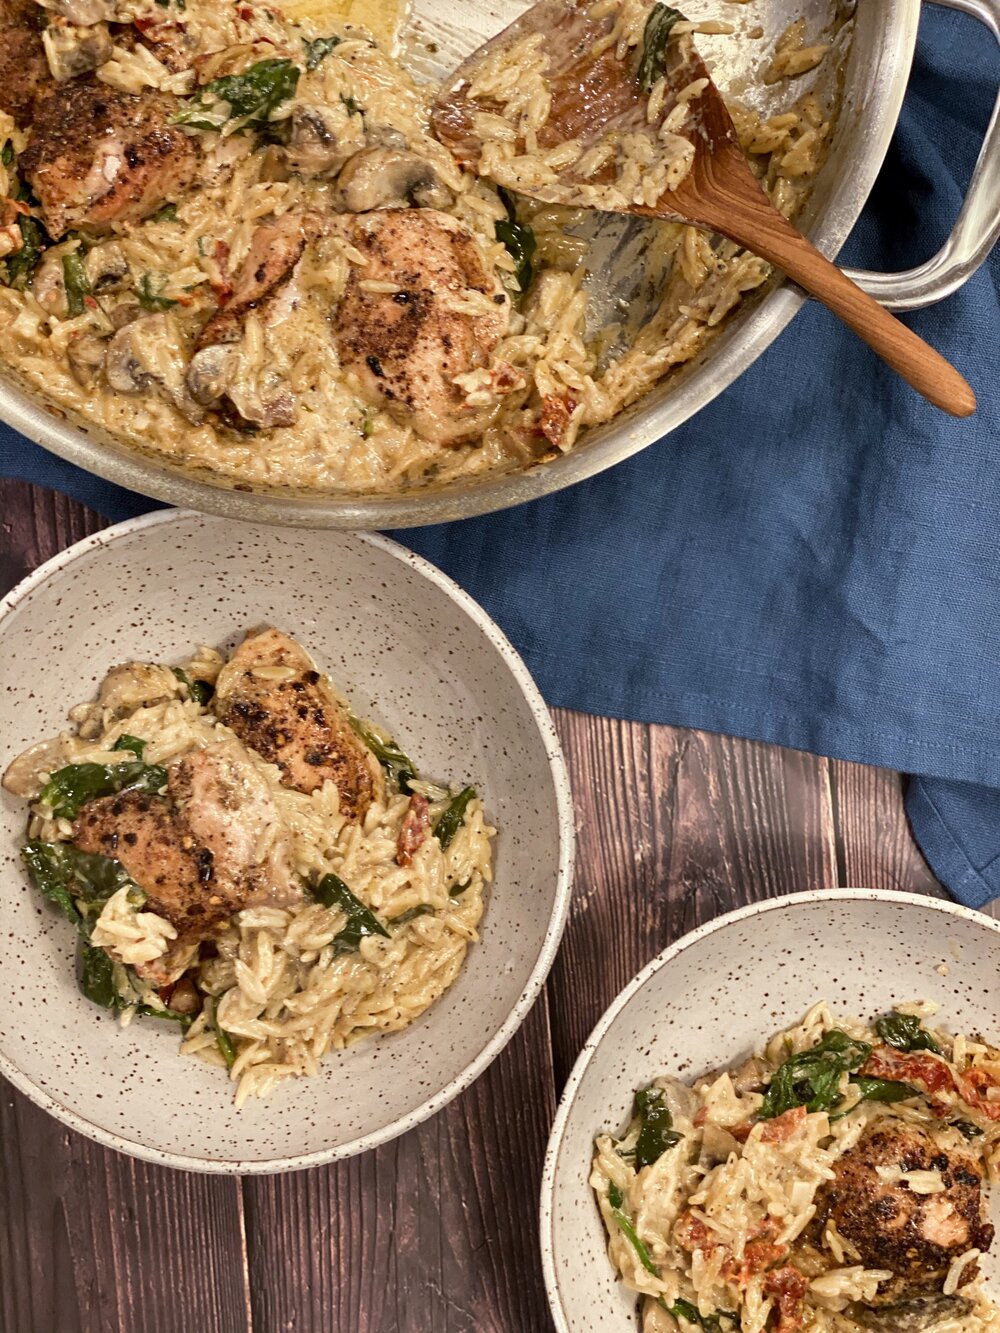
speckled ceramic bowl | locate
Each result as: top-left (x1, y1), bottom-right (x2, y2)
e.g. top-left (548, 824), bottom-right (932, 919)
top-left (541, 890), bottom-right (1000, 1331)
top-left (0, 510), bottom-right (573, 1173)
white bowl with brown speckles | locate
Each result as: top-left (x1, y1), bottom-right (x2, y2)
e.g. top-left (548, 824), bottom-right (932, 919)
top-left (0, 510), bottom-right (574, 1173)
top-left (541, 890), bottom-right (1000, 1331)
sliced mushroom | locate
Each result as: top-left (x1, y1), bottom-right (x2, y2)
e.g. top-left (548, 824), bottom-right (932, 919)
top-left (334, 148), bottom-right (454, 213)
top-left (2, 735), bottom-right (71, 799)
top-left (106, 314), bottom-right (206, 424)
top-left (84, 240), bottom-right (129, 293)
top-left (41, 19), bottom-right (112, 80)
top-left (186, 343), bottom-right (241, 408)
top-left (285, 105), bottom-right (361, 178)
top-left (97, 661), bottom-right (180, 716)
top-left (67, 331), bottom-right (109, 387)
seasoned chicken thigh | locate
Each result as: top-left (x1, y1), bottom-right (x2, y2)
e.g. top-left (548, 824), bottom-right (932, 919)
top-left (332, 208), bottom-right (511, 446)
top-left (213, 628), bottom-right (381, 818)
top-left (821, 1124), bottom-right (994, 1305)
top-left (72, 744), bottom-right (300, 981)
top-left (20, 79), bottom-right (198, 237)
top-left (0, 0), bottom-right (52, 125)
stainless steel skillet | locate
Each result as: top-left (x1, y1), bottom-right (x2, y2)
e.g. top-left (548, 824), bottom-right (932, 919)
top-left (0, 0), bottom-right (997, 527)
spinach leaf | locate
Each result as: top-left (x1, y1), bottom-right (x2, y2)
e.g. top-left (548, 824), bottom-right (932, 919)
top-left (759, 1029), bottom-right (871, 1119)
top-left (137, 273), bottom-right (178, 312)
top-left (663, 1299), bottom-right (739, 1332)
top-left (174, 59), bottom-right (301, 134)
top-left (151, 202), bottom-right (179, 223)
top-left (495, 187), bottom-right (535, 294)
top-left (637, 4), bottom-right (685, 93)
top-left (434, 787), bottom-right (476, 849)
top-left (304, 35), bottom-right (340, 70)
top-left (448, 879), bottom-right (471, 897)
top-left (134, 1002), bottom-right (193, 1028)
top-left (955, 1120), bottom-right (985, 1140)
top-left (79, 942), bottom-right (119, 1008)
top-left (5, 213), bottom-right (47, 289)
top-left (39, 760), bottom-right (168, 820)
top-left (312, 873), bottom-right (390, 953)
top-left (850, 1076), bottom-right (918, 1106)
top-left (875, 1011), bottom-right (941, 1055)
top-left (606, 1183), bottom-right (658, 1275)
top-left (62, 249), bottom-right (91, 318)
top-left (22, 841), bottom-right (139, 938)
top-left (170, 667), bottom-right (213, 705)
top-left (391, 904), bottom-right (435, 926)
top-left (216, 1026), bottom-right (236, 1067)
top-left (112, 734), bottom-right (147, 757)
top-left (633, 1086), bottom-right (682, 1169)
top-left (349, 718), bottom-right (416, 792)
top-left (1, 141), bottom-right (13, 168)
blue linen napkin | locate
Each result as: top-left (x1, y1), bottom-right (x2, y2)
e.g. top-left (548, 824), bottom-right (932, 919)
top-left (1, 7), bottom-right (998, 904)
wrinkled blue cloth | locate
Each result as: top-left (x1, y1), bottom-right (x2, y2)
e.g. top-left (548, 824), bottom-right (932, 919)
top-left (1, 8), bottom-right (998, 904)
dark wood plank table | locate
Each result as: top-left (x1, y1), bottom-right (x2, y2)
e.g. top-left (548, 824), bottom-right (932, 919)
top-left (0, 479), bottom-right (983, 1333)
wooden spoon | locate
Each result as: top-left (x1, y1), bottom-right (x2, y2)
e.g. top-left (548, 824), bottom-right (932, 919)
top-left (433, 0), bottom-right (976, 417)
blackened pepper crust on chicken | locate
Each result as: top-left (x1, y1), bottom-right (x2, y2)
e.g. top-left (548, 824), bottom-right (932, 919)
top-left (19, 77), bottom-right (199, 238)
top-left (0, 0), bottom-right (52, 126)
top-left (820, 1123), bottom-right (995, 1306)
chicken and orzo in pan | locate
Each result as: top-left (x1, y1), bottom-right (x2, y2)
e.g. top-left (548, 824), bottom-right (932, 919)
top-left (2, 627), bottom-right (495, 1106)
top-left (0, 0), bottom-right (849, 495)
top-left (592, 1001), bottom-right (1000, 1332)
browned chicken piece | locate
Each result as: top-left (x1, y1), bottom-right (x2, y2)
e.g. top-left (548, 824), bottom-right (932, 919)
top-left (213, 627), bottom-right (382, 818)
top-left (193, 212), bottom-right (321, 352)
top-left (0, 0), bottom-right (53, 125)
top-left (332, 208), bottom-right (511, 446)
top-left (169, 743), bottom-right (300, 909)
top-left (72, 745), bottom-right (301, 981)
top-left (821, 1124), bottom-right (995, 1306)
top-left (20, 79), bottom-right (198, 238)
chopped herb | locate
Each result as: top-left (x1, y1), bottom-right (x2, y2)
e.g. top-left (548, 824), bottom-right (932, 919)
top-left (495, 187), bottom-right (535, 294)
top-left (434, 787), bottom-right (476, 849)
top-left (360, 406), bottom-right (375, 438)
top-left (79, 942), bottom-right (119, 1008)
top-left (5, 213), bottom-right (47, 289)
top-left (137, 273), bottom-right (178, 312)
top-left (171, 667), bottom-right (213, 705)
top-left (173, 58), bottom-right (301, 134)
top-left (349, 718), bottom-right (417, 793)
top-left (39, 760), bottom-right (168, 821)
top-left (448, 879), bottom-right (471, 897)
top-left (312, 873), bottom-right (390, 953)
top-left (849, 1076), bottom-right (918, 1106)
top-left (151, 202), bottom-right (179, 223)
top-left (662, 1298), bottom-right (739, 1331)
top-left (1, 142), bottom-right (13, 167)
top-left (955, 1120), bottom-right (985, 1140)
top-left (634, 1086), bottom-right (682, 1168)
top-left (62, 249), bottom-right (91, 318)
top-left (216, 1018), bottom-right (237, 1071)
top-left (391, 904), bottom-right (435, 926)
top-left (304, 34), bottom-right (341, 70)
top-left (341, 94), bottom-right (362, 116)
top-left (759, 1029), bottom-right (871, 1119)
top-left (606, 1185), bottom-right (658, 1275)
top-left (637, 4), bottom-right (685, 93)
top-left (875, 1011), bottom-right (941, 1055)
top-left (112, 734), bottom-right (147, 758)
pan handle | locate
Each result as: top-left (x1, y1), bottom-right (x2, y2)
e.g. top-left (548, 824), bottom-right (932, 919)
top-left (843, 0), bottom-right (1000, 311)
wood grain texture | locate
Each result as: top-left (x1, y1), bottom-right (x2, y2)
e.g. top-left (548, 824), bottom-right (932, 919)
top-left (0, 479), bottom-right (957, 1333)
top-left (243, 1001), bottom-right (557, 1333)
top-left (544, 715), bottom-right (839, 1089)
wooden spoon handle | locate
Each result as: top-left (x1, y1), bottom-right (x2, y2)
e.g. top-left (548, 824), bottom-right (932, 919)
top-left (689, 193), bottom-right (977, 418)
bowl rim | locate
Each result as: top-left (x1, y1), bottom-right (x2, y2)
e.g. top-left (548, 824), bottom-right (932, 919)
top-left (539, 886), bottom-right (1000, 1333)
top-left (0, 508), bottom-right (577, 1174)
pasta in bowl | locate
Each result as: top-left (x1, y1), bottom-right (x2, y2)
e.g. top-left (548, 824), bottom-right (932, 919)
top-left (0, 513), bottom-right (573, 1170)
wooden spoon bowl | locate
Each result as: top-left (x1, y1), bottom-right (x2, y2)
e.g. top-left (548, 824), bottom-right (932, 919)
top-left (434, 0), bottom-right (976, 417)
